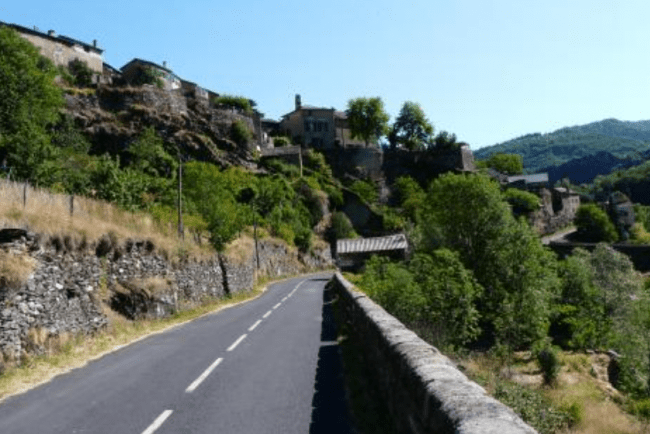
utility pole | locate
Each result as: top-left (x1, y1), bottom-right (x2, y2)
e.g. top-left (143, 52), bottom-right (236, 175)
top-left (177, 153), bottom-right (184, 240)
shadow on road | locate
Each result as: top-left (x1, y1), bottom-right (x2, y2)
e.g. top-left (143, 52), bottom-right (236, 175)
top-left (308, 286), bottom-right (353, 434)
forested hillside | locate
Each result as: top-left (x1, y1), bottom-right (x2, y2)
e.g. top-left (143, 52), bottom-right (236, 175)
top-left (475, 118), bottom-right (650, 174)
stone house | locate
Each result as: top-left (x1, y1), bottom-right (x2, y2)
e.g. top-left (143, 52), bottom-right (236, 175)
top-left (120, 58), bottom-right (181, 91)
top-left (279, 94), bottom-right (365, 150)
top-left (1, 21), bottom-right (104, 76)
top-left (180, 79), bottom-right (209, 105)
top-left (506, 173), bottom-right (549, 192)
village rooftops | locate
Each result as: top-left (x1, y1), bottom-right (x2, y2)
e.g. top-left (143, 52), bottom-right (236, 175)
top-left (120, 58), bottom-right (173, 74)
top-left (337, 233), bottom-right (408, 255)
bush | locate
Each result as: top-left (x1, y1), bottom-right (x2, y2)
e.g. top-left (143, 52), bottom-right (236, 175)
top-left (273, 136), bottom-right (291, 147)
top-left (534, 342), bottom-right (562, 386)
top-left (214, 94), bottom-right (253, 114)
top-left (503, 188), bottom-right (539, 214)
top-left (350, 179), bottom-right (378, 204)
top-left (68, 59), bottom-right (93, 87)
top-left (329, 211), bottom-right (356, 240)
top-left (574, 203), bottom-right (618, 242)
top-left (230, 120), bottom-right (253, 146)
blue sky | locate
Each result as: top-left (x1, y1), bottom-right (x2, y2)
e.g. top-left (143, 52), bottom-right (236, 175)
top-left (2, 0), bottom-right (649, 150)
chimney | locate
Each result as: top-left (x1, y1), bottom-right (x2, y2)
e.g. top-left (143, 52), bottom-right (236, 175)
top-left (48, 30), bottom-right (56, 37)
top-left (163, 61), bottom-right (167, 69)
top-left (295, 94), bottom-right (301, 110)
top-left (93, 39), bottom-right (97, 48)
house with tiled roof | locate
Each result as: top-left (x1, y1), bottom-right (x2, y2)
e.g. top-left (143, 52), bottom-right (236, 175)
top-left (1, 21), bottom-right (104, 75)
top-left (120, 58), bottom-right (181, 91)
top-left (279, 94), bottom-right (366, 150)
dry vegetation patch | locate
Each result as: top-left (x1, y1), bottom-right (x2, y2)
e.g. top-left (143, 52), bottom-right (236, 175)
top-left (0, 250), bottom-right (36, 289)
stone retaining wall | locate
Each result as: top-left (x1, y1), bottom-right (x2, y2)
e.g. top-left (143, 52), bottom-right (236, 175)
top-left (332, 273), bottom-right (537, 434)
top-left (0, 229), bottom-right (332, 361)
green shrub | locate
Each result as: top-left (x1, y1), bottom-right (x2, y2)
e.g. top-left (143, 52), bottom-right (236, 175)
top-left (350, 179), bottom-right (378, 204)
top-left (273, 136), bottom-right (291, 147)
top-left (503, 188), bottom-right (539, 214)
top-left (213, 94), bottom-right (253, 114)
top-left (68, 59), bottom-right (93, 87)
top-left (493, 380), bottom-right (572, 434)
top-left (230, 120), bottom-right (253, 146)
top-left (329, 211), bottom-right (356, 240)
top-left (574, 203), bottom-right (618, 242)
top-left (533, 342), bottom-right (562, 386)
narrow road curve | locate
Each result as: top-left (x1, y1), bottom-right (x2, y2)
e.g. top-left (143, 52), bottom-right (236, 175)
top-left (0, 272), bottom-right (352, 434)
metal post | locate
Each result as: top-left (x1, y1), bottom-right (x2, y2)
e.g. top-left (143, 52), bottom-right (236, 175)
top-left (69, 195), bottom-right (74, 217)
top-left (23, 182), bottom-right (27, 208)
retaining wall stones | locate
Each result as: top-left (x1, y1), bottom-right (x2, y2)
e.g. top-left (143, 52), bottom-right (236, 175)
top-left (0, 229), bottom-right (332, 361)
top-left (331, 273), bottom-right (537, 434)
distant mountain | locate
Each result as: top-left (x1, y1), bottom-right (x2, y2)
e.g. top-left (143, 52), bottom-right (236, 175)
top-left (543, 150), bottom-right (647, 186)
top-left (475, 118), bottom-right (650, 175)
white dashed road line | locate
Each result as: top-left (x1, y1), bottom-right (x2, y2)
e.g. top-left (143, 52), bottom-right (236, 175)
top-left (248, 320), bottom-right (262, 332)
top-left (185, 358), bottom-right (223, 393)
top-left (142, 410), bottom-right (173, 434)
top-left (273, 303), bottom-right (281, 310)
top-left (227, 334), bottom-right (247, 352)
top-left (263, 310), bottom-right (272, 319)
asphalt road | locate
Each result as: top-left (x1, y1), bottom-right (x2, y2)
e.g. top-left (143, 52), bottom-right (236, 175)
top-left (0, 272), bottom-right (352, 434)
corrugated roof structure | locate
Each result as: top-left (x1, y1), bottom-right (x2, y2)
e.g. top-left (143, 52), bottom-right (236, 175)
top-left (337, 234), bottom-right (408, 255)
top-left (507, 173), bottom-right (549, 185)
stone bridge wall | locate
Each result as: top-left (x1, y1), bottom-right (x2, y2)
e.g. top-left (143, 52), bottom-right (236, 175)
top-left (331, 272), bottom-right (537, 434)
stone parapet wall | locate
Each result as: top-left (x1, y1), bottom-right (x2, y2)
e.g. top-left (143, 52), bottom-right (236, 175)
top-left (331, 273), bottom-right (537, 434)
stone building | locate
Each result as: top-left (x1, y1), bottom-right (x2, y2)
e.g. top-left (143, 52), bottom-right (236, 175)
top-left (120, 58), bottom-right (181, 91)
top-left (1, 21), bottom-right (104, 75)
top-left (279, 94), bottom-right (366, 150)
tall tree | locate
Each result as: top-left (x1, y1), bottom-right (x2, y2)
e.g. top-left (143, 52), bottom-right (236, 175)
top-left (418, 172), bottom-right (559, 347)
top-left (389, 101), bottom-right (433, 150)
top-left (346, 97), bottom-right (390, 147)
top-left (0, 27), bottom-right (63, 179)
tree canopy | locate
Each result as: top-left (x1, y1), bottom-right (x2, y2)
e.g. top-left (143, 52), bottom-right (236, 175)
top-left (346, 97), bottom-right (390, 147)
top-left (0, 26), bottom-right (63, 179)
top-left (389, 101), bottom-right (433, 150)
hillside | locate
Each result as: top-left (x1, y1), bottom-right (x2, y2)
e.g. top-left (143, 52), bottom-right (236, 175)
top-left (475, 118), bottom-right (650, 174)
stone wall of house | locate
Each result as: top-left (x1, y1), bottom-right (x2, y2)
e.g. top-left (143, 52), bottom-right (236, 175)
top-left (18, 32), bottom-right (103, 73)
top-left (0, 229), bottom-right (332, 361)
top-left (331, 272), bottom-right (538, 434)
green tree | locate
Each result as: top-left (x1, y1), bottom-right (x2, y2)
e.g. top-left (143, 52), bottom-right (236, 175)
top-left (409, 250), bottom-right (482, 347)
top-left (574, 203), bottom-right (618, 242)
top-left (483, 153), bottom-right (524, 175)
top-left (394, 176), bottom-right (425, 222)
top-left (127, 127), bottom-right (177, 178)
top-left (389, 101), bottom-right (434, 150)
top-left (346, 97), bottom-right (390, 147)
top-left (418, 173), bottom-right (558, 347)
top-left (0, 26), bottom-right (63, 179)
top-left (503, 188), bottom-right (539, 214)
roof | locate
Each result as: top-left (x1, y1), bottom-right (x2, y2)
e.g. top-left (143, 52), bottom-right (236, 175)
top-left (507, 173), bottom-right (549, 185)
top-left (337, 234), bottom-right (408, 255)
top-left (280, 105), bottom-right (338, 120)
top-left (121, 58), bottom-right (172, 74)
top-left (0, 21), bottom-right (103, 54)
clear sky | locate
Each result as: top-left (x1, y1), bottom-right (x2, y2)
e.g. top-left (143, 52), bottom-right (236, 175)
top-left (2, 0), bottom-right (649, 150)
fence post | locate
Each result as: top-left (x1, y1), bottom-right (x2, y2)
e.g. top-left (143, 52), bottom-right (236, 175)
top-left (23, 182), bottom-right (27, 208)
top-left (70, 195), bottom-right (74, 217)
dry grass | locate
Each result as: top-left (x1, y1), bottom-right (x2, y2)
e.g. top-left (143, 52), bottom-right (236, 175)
top-left (458, 351), bottom-right (647, 434)
top-left (224, 234), bottom-right (256, 264)
top-left (0, 179), bottom-right (214, 261)
top-left (0, 250), bottom-right (36, 289)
